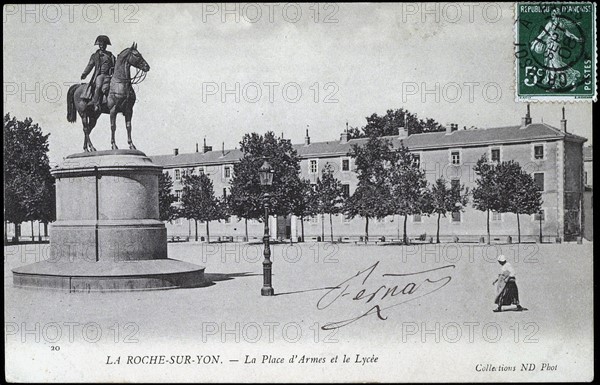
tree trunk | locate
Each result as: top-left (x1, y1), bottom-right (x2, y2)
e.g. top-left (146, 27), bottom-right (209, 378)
top-left (44, 222), bottom-right (48, 237)
top-left (245, 218), bottom-right (249, 242)
top-left (290, 216), bottom-right (294, 245)
top-left (300, 215), bottom-right (305, 242)
top-left (437, 213), bottom-right (441, 243)
top-left (321, 214), bottom-right (325, 242)
top-left (403, 214), bottom-right (408, 245)
top-left (38, 221), bottom-right (42, 242)
top-left (486, 209), bottom-right (491, 244)
top-left (31, 221), bottom-right (35, 242)
top-left (365, 217), bottom-right (369, 244)
top-left (329, 213), bottom-right (334, 243)
top-left (14, 223), bottom-right (20, 242)
top-left (516, 213), bottom-right (521, 243)
top-left (206, 221), bottom-right (210, 243)
top-left (194, 219), bottom-right (198, 242)
top-left (539, 214), bottom-right (543, 243)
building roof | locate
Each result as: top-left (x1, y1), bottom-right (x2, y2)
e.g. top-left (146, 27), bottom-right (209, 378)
top-left (150, 122), bottom-right (587, 168)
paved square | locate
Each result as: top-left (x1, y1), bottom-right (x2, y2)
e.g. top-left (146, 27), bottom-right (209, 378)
top-left (4, 241), bottom-right (593, 382)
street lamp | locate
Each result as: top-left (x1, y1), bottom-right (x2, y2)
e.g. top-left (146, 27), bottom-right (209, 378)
top-left (259, 158), bottom-right (275, 296)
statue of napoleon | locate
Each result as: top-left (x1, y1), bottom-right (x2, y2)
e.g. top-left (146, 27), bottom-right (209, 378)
top-left (67, 35), bottom-right (151, 152)
top-left (81, 35), bottom-right (116, 112)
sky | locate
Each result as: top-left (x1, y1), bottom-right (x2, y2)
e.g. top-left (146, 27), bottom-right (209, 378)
top-left (3, 3), bottom-right (593, 165)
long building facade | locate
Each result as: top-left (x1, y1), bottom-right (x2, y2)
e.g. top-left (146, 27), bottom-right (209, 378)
top-left (150, 107), bottom-right (587, 243)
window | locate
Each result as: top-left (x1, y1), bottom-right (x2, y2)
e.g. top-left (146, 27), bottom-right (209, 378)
top-left (175, 190), bottom-right (182, 201)
top-left (341, 158), bottom-right (350, 171)
top-left (224, 166), bottom-right (231, 179)
top-left (309, 159), bottom-right (318, 174)
top-left (413, 154), bottom-right (421, 168)
top-left (450, 150), bottom-right (460, 165)
top-left (534, 145), bottom-right (544, 160)
top-left (534, 173), bottom-right (545, 191)
top-left (451, 179), bottom-right (460, 190)
top-left (310, 216), bottom-right (318, 224)
top-left (310, 183), bottom-right (317, 192)
top-left (174, 169), bottom-right (181, 180)
top-left (342, 184), bottom-right (350, 198)
top-left (584, 171), bottom-right (588, 185)
top-left (451, 211), bottom-right (461, 222)
top-left (491, 148), bottom-right (501, 163)
top-left (413, 214), bottom-right (422, 223)
top-left (534, 210), bottom-right (545, 221)
top-left (198, 167), bottom-right (205, 175)
top-left (492, 211), bottom-right (502, 221)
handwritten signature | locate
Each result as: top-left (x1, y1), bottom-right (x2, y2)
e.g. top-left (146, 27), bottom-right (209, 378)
top-left (317, 261), bottom-right (455, 330)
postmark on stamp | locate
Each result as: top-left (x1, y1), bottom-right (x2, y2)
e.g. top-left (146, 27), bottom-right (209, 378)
top-left (515, 2), bottom-right (597, 101)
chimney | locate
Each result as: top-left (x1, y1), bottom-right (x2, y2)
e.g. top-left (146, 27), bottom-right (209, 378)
top-left (521, 103), bottom-right (532, 128)
top-left (305, 128), bottom-right (310, 145)
top-left (202, 138), bottom-right (212, 153)
top-left (398, 124), bottom-right (408, 139)
top-left (196, 143), bottom-right (199, 153)
top-left (560, 106), bottom-right (567, 132)
top-left (173, 148), bottom-right (179, 156)
top-left (221, 142), bottom-right (225, 156)
top-left (445, 123), bottom-right (457, 135)
top-left (340, 122), bottom-right (350, 143)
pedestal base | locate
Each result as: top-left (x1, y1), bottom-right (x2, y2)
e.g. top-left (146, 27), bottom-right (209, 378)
top-left (261, 287), bottom-right (275, 296)
top-left (12, 149), bottom-right (206, 292)
top-left (12, 258), bottom-right (205, 292)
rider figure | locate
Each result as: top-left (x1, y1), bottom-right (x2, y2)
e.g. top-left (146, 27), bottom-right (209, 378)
top-left (81, 35), bottom-right (115, 112)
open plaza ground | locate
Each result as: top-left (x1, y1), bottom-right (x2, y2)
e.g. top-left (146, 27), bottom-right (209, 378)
top-left (4, 241), bottom-right (594, 382)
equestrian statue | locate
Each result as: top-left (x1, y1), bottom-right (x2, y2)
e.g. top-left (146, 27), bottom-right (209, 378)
top-left (67, 35), bottom-right (150, 152)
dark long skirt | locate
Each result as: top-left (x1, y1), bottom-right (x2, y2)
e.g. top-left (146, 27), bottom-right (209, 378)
top-left (495, 277), bottom-right (520, 306)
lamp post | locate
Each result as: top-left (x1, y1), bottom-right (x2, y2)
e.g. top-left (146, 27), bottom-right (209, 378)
top-left (259, 158), bottom-right (275, 296)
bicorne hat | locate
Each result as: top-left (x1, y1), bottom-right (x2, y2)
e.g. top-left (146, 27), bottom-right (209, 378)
top-left (94, 35), bottom-right (112, 45)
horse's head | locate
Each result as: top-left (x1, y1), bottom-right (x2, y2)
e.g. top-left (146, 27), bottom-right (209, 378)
top-left (123, 42), bottom-right (150, 72)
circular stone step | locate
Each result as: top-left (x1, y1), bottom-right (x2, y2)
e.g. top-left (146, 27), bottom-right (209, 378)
top-left (12, 259), bottom-right (206, 292)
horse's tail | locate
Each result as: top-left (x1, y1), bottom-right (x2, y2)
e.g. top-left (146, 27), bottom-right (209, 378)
top-left (67, 83), bottom-right (79, 123)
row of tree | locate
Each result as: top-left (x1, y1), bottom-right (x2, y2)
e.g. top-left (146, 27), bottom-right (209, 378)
top-left (161, 132), bottom-right (543, 244)
top-left (4, 110), bottom-right (540, 245)
top-left (4, 114), bottom-right (55, 242)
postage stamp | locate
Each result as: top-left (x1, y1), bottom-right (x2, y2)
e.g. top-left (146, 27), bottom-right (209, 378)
top-left (515, 2), bottom-right (597, 101)
top-left (3, 3), bottom-right (595, 383)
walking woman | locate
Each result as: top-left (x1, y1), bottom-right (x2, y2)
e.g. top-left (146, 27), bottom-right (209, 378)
top-left (493, 255), bottom-right (524, 312)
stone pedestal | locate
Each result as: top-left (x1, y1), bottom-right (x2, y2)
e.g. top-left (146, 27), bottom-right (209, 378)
top-left (12, 150), bottom-right (205, 292)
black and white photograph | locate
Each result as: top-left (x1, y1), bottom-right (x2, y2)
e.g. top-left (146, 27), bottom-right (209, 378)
top-left (3, 3), bottom-right (595, 382)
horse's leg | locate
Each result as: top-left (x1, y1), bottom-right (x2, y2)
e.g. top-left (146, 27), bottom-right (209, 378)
top-left (110, 107), bottom-right (118, 150)
top-left (87, 115), bottom-right (98, 152)
top-left (82, 115), bottom-right (91, 152)
top-left (125, 109), bottom-right (136, 150)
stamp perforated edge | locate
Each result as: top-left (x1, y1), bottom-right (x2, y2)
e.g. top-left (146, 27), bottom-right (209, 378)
top-left (514, 1), bottom-right (598, 102)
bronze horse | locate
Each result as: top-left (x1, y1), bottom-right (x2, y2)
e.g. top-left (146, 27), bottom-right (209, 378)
top-left (67, 43), bottom-right (150, 152)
